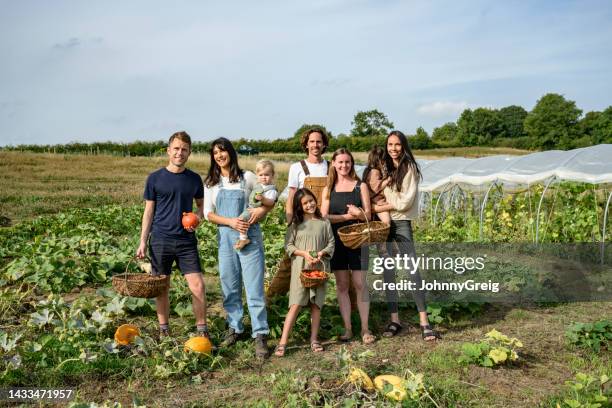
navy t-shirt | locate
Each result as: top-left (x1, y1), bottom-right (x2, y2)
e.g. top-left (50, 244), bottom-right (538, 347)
top-left (144, 167), bottom-right (204, 239)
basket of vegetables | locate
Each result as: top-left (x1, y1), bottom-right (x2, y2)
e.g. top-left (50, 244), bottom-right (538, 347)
top-left (300, 253), bottom-right (330, 288)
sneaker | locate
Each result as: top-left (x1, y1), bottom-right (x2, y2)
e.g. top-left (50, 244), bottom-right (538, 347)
top-left (221, 328), bottom-right (241, 347)
top-left (255, 334), bottom-right (269, 359)
top-left (234, 238), bottom-right (251, 251)
top-left (159, 328), bottom-right (171, 339)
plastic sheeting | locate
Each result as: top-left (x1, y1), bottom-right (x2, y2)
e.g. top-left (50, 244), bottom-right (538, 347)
top-left (419, 144), bottom-right (612, 192)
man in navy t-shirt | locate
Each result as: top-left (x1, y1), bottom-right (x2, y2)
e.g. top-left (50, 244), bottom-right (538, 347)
top-left (136, 131), bottom-right (209, 339)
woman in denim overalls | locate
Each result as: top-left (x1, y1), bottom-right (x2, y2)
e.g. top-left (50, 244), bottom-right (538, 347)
top-left (203, 138), bottom-right (271, 358)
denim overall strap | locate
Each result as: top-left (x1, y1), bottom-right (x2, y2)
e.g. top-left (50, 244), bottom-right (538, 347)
top-left (215, 176), bottom-right (268, 337)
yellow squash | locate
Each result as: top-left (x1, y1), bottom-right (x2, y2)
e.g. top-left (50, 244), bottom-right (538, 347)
top-left (348, 367), bottom-right (375, 392)
top-left (374, 375), bottom-right (407, 401)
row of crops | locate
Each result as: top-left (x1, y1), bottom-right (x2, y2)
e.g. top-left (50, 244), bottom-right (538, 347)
top-left (0, 183), bottom-right (609, 406)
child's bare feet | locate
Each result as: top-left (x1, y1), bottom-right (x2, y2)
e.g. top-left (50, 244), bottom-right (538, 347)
top-left (234, 238), bottom-right (250, 250)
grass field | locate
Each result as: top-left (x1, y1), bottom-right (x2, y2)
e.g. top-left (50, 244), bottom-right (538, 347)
top-left (0, 147), bottom-right (528, 225)
top-left (0, 149), bottom-right (610, 407)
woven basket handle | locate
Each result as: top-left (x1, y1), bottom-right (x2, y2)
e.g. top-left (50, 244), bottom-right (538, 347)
top-left (356, 207), bottom-right (371, 244)
top-left (123, 256), bottom-right (151, 296)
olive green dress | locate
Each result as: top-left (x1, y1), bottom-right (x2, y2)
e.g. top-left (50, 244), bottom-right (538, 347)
top-left (285, 218), bottom-right (335, 308)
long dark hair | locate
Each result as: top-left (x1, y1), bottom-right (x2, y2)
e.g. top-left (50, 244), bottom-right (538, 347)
top-left (385, 130), bottom-right (422, 191)
top-left (362, 145), bottom-right (386, 186)
top-left (325, 148), bottom-right (359, 199)
top-left (204, 137), bottom-right (243, 187)
top-left (290, 188), bottom-right (322, 228)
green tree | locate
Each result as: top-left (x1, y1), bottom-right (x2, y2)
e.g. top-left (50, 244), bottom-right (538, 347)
top-left (498, 105), bottom-right (528, 138)
top-left (292, 124), bottom-right (332, 140)
top-left (456, 109), bottom-right (475, 146)
top-left (409, 127), bottom-right (433, 149)
top-left (592, 106), bottom-right (612, 144)
top-left (432, 122), bottom-right (458, 146)
top-left (350, 109), bottom-right (394, 138)
top-left (524, 93), bottom-right (582, 149)
top-left (456, 108), bottom-right (502, 146)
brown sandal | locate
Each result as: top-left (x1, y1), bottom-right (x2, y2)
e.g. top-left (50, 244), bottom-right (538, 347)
top-left (310, 341), bottom-right (324, 353)
top-left (339, 329), bottom-right (353, 342)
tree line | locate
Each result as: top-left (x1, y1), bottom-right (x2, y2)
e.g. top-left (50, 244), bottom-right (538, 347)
top-left (2, 93), bottom-right (610, 156)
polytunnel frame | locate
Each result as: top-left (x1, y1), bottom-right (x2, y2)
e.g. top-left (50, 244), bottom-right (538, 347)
top-left (432, 183), bottom-right (455, 225)
top-left (532, 176), bottom-right (610, 264)
top-left (602, 190), bottom-right (612, 264)
top-left (416, 145), bottom-right (611, 263)
top-left (479, 181), bottom-right (501, 240)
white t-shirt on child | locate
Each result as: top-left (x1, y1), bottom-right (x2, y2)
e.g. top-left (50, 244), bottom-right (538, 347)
top-left (261, 185), bottom-right (278, 202)
top-left (287, 160), bottom-right (329, 189)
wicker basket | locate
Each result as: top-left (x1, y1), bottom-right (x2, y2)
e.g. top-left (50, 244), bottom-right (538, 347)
top-left (300, 260), bottom-right (329, 288)
top-left (337, 208), bottom-right (390, 249)
top-left (112, 258), bottom-right (168, 298)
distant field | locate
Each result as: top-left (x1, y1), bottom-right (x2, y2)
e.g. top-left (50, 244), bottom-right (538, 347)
top-left (261, 146), bottom-right (531, 163)
top-left (0, 147), bottom-right (529, 225)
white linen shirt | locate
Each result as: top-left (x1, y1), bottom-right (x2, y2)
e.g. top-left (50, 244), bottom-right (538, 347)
top-left (203, 171), bottom-right (257, 221)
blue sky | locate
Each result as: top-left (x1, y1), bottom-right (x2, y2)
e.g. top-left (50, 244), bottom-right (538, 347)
top-left (1, 0), bottom-right (611, 146)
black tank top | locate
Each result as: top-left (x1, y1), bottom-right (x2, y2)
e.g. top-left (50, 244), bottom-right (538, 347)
top-left (329, 182), bottom-right (362, 232)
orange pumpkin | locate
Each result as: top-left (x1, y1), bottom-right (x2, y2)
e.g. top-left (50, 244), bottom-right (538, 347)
top-left (184, 336), bottom-right (213, 354)
top-left (182, 212), bottom-right (199, 229)
top-left (114, 324), bottom-right (140, 345)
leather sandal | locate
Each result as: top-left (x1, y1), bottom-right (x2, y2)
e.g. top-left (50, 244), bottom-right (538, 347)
top-left (310, 341), bottom-right (324, 353)
top-left (382, 322), bottom-right (403, 337)
top-left (421, 325), bottom-right (441, 341)
top-left (339, 329), bottom-right (353, 342)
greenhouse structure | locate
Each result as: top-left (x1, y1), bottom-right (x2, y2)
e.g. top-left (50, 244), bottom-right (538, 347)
top-left (279, 144), bottom-right (612, 261)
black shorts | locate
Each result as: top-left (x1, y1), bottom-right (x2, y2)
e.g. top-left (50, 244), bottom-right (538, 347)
top-left (330, 230), bottom-right (369, 271)
top-left (148, 234), bottom-right (202, 276)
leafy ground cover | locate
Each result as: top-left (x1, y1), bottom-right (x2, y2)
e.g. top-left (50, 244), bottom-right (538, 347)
top-left (0, 152), bottom-right (610, 407)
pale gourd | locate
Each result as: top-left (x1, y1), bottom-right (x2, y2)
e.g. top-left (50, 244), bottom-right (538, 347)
top-left (374, 375), bottom-right (407, 401)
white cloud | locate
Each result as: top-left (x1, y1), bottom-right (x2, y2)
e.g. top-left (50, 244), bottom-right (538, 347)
top-left (416, 101), bottom-right (470, 117)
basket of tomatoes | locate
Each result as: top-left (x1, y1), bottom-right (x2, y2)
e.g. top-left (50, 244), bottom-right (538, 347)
top-left (300, 253), bottom-right (330, 288)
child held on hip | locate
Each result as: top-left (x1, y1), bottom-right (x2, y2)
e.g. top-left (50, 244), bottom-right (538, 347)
top-left (235, 160), bottom-right (278, 250)
top-left (364, 145), bottom-right (392, 225)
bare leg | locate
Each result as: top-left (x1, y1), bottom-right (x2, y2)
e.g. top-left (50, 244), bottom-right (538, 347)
top-left (377, 211), bottom-right (391, 225)
top-left (185, 273), bottom-right (207, 326)
top-left (351, 270), bottom-right (371, 334)
top-left (278, 304), bottom-right (302, 346)
top-left (310, 303), bottom-right (321, 343)
top-left (155, 275), bottom-right (171, 324)
top-left (334, 270), bottom-right (352, 338)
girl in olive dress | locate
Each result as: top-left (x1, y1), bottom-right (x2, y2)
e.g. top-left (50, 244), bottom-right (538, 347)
top-left (274, 188), bottom-right (335, 356)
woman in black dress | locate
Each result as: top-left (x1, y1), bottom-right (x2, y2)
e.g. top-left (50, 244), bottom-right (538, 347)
top-left (321, 148), bottom-right (374, 344)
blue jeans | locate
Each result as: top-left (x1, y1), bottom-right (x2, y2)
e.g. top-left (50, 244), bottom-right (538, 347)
top-left (215, 179), bottom-right (269, 337)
